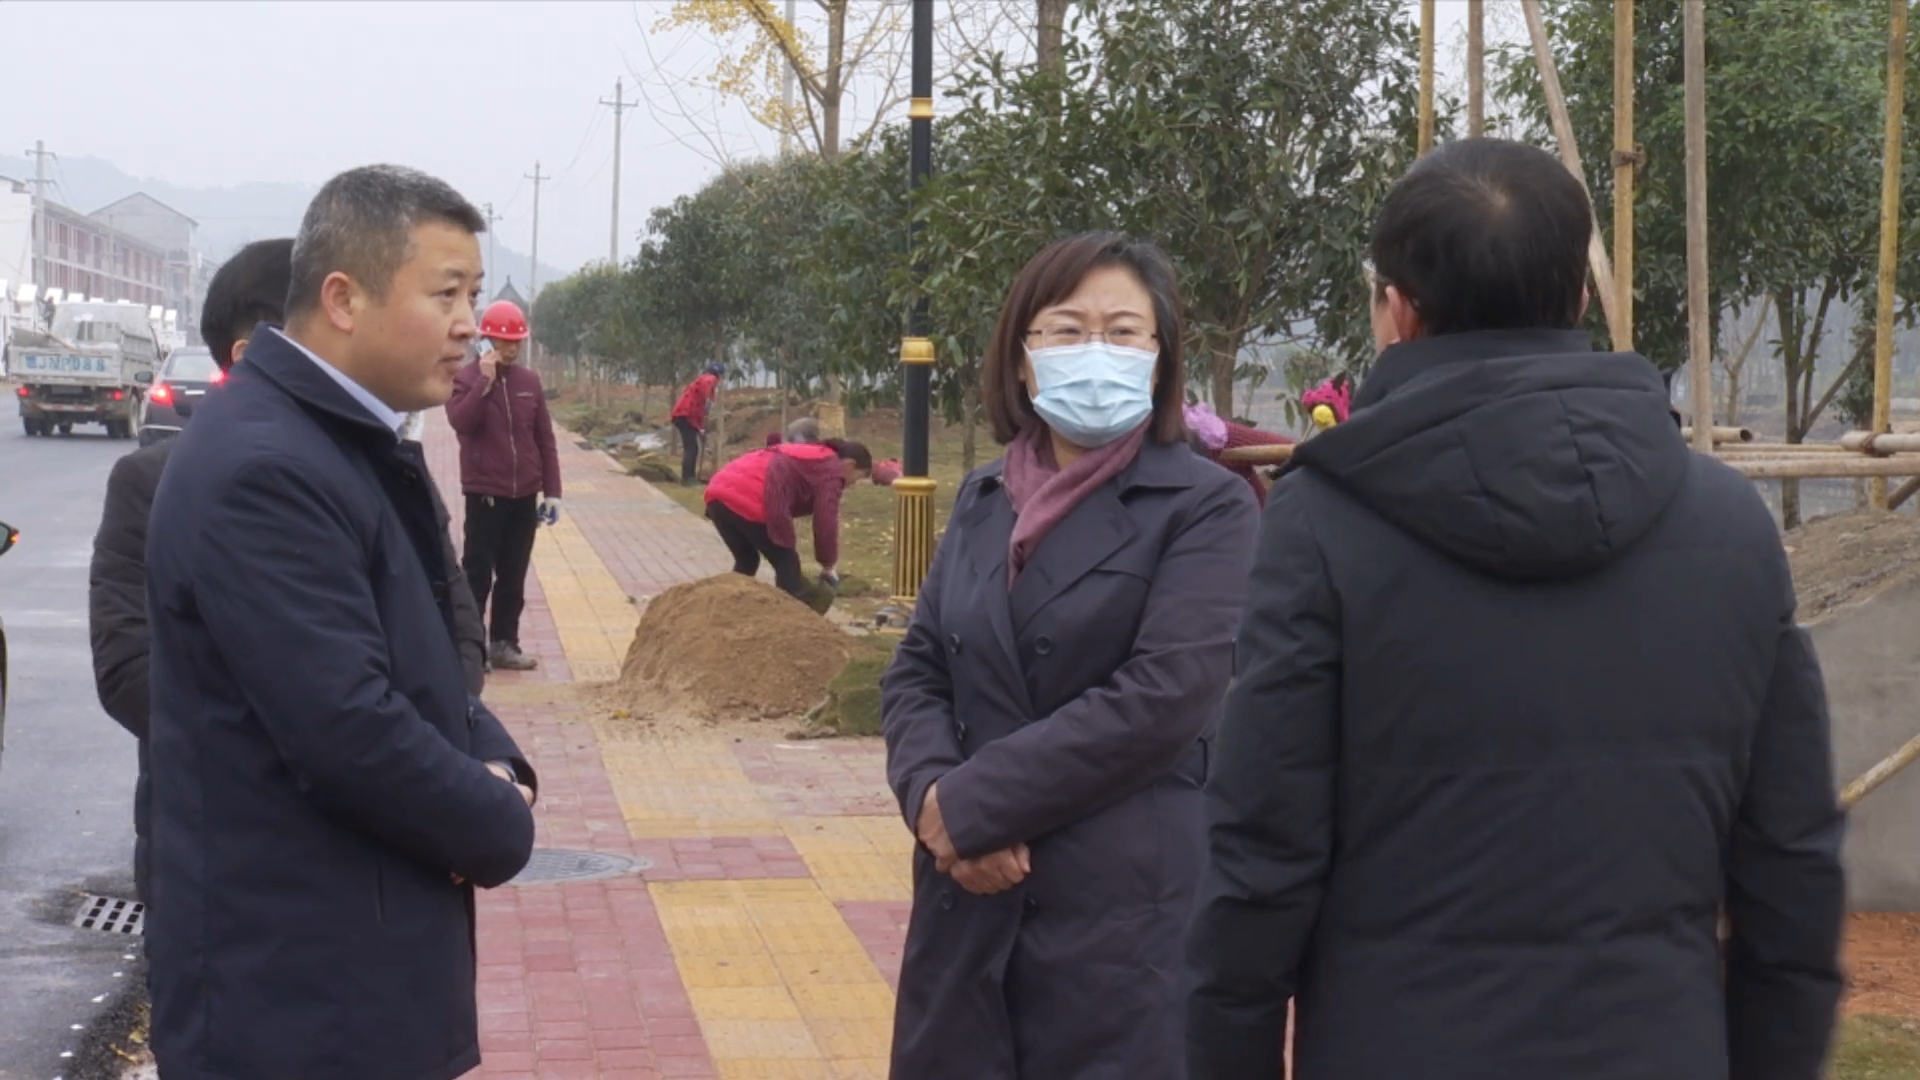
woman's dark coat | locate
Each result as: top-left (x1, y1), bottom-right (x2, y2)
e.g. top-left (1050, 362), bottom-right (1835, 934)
top-left (881, 439), bottom-right (1258, 1079)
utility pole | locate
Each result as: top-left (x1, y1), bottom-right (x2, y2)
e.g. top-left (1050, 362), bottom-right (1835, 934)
top-left (525, 161), bottom-right (548, 373)
top-left (481, 201), bottom-right (500, 280)
top-left (599, 79), bottom-right (638, 265)
top-left (25, 140), bottom-right (52, 290)
top-left (781, 0), bottom-right (797, 155)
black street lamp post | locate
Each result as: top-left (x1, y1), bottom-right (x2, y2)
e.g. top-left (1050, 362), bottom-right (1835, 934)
top-left (891, 0), bottom-right (937, 604)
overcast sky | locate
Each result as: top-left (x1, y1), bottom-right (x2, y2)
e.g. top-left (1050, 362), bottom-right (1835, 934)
top-left (0, 1), bottom-right (781, 275)
top-left (0, 1), bottom-right (1488, 278)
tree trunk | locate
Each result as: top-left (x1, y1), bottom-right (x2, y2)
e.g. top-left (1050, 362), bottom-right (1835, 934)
top-left (1036, 0), bottom-right (1070, 75)
top-left (1210, 332), bottom-right (1239, 421)
top-left (1778, 291), bottom-right (1804, 528)
top-left (961, 368), bottom-right (981, 473)
top-left (821, 1), bottom-right (847, 158)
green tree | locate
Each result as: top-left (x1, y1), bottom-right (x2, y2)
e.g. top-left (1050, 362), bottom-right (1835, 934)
top-left (1500, 0), bottom-right (1920, 524)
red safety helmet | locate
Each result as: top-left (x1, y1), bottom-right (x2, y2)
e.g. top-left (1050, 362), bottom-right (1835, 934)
top-left (480, 300), bottom-right (529, 341)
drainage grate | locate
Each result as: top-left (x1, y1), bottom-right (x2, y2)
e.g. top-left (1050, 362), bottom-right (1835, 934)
top-left (73, 895), bottom-right (145, 935)
top-left (509, 848), bottom-right (649, 886)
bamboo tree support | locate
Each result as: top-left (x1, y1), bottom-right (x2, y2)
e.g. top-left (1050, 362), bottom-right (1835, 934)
top-left (1680, 425), bottom-right (1754, 444)
top-left (1681, 0), bottom-right (1713, 454)
top-left (1889, 474), bottom-right (1920, 510)
top-left (1468, 1), bottom-right (1486, 138)
top-left (1418, 0), bottom-right (1437, 156)
top-left (1869, 0), bottom-right (1909, 508)
top-left (1842, 731), bottom-right (1920, 811)
top-left (1520, 0), bottom-right (1624, 346)
top-left (1613, 0), bottom-right (1637, 353)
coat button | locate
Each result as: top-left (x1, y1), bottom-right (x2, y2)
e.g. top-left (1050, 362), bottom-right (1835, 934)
top-left (1024, 897), bottom-right (1039, 912)
top-left (1034, 635), bottom-right (1054, 656)
top-left (939, 891), bottom-right (956, 911)
top-left (948, 633), bottom-right (962, 653)
top-left (954, 720), bottom-right (967, 741)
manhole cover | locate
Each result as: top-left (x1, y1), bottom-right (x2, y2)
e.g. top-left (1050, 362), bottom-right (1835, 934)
top-left (509, 848), bottom-right (648, 886)
top-left (73, 894), bottom-right (144, 935)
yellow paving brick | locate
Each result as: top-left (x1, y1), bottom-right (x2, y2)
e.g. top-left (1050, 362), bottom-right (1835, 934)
top-left (782, 817), bottom-right (914, 902)
top-left (594, 730), bottom-right (784, 838)
top-left (830, 1060), bottom-right (890, 1080)
top-left (528, 514), bottom-right (637, 682)
top-left (690, 987), bottom-right (807, 1022)
top-left (718, 1062), bottom-right (838, 1080)
top-left (702, 1019), bottom-right (823, 1059)
top-left (652, 879), bottom-right (897, 1073)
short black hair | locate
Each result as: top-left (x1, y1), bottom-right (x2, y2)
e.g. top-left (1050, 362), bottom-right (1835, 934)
top-left (201, 237), bottom-right (294, 370)
top-left (287, 164), bottom-right (486, 318)
top-left (1370, 138), bottom-right (1592, 335)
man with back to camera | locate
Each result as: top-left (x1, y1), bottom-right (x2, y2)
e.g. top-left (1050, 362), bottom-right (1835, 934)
top-left (446, 298), bottom-right (560, 671)
top-left (143, 165), bottom-right (537, 1080)
top-left (1187, 138), bottom-right (1845, 1080)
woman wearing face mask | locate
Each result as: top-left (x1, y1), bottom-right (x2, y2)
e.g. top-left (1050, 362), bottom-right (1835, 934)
top-left (880, 233), bottom-right (1260, 1079)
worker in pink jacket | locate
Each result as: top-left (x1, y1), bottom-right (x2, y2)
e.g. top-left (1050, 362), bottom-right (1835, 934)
top-left (445, 300), bottom-right (561, 671)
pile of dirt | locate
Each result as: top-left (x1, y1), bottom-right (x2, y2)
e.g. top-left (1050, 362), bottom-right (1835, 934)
top-left (1785, 509), bottom-right (1920, 624)
top-left (610, 574), bottom-right (857, 719)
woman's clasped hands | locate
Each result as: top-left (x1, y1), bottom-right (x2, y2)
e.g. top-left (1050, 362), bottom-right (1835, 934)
top-left (917, 782), bottom-right (1032, 896)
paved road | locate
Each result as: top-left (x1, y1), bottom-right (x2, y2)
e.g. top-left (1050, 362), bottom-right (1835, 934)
top-left (0, 395), bottom-right (144, 1078)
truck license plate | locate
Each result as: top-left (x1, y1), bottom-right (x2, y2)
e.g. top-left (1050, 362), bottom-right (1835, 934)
top-left (19, 353), bottom-right (111, 374)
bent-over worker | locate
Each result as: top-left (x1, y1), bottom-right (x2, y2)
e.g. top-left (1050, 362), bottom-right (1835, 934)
top-left (703, 438), bottom-right (872, 601)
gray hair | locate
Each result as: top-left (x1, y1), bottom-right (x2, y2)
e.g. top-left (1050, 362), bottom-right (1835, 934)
top-left (287, 164), bottom-right (486, 317)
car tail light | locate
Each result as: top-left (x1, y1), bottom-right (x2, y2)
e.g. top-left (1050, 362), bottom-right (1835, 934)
top-left (211, 368), bottom-right (226, 384)
top-left (149, 382), bottom-right (173, 406)
top-left (111, 389), bottom-right (124, 401)
top-left (13, 386), bottom-right (26, 398)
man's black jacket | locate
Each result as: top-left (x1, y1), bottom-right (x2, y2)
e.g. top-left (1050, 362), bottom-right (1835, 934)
top-left (1188, 330), bottom-right (1846, 1080)
top-left (89, 429), bottom-right (488, 901)
top-left (142, 330), bottom-right (533, 1080)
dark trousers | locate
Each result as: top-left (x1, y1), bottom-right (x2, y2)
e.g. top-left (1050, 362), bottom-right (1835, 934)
top-left (674, 417), bottom-right (702, 482)
top-left (706, 500), bottom-right (807, 598)
top-left (463, 493), bottom-right (539, 645)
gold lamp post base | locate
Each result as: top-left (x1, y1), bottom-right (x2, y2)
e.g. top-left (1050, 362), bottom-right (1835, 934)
top-left (890, 477), bottom-right (938, 605)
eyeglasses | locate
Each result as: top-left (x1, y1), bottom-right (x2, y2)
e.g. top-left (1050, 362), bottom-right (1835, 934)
top-left (1024, 326), bottom-right (1159, 349)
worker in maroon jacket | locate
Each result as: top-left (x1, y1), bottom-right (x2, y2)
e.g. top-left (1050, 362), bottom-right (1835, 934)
top-left (704, 438), bottom-right (872, 601)
top-left (446, 300), bottom-right (561, 671)
top-left (671, 362), bottom-right (725, 486)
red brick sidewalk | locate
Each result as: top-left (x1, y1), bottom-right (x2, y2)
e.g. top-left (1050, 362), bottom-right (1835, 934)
top-left (422, 409), bottom-right (907, 1079)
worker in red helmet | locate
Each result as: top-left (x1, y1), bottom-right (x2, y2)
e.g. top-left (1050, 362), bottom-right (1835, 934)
top-left (446, 299), bottom-right (561, 671)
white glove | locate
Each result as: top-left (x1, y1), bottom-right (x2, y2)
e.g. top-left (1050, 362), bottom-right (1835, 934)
top-left (539, 498), bottom-right (562, 525)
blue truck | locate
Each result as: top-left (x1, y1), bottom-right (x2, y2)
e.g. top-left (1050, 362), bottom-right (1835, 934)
top-left (5, 300), bottom-right (161, 439)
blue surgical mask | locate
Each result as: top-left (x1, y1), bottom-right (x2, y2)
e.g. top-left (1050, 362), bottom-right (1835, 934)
top-left (1026, 341), bottom-right (1157, 448)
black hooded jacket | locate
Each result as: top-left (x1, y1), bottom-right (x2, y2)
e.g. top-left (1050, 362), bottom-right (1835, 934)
top-left (1187, 330), bottom-right (1846, 1080)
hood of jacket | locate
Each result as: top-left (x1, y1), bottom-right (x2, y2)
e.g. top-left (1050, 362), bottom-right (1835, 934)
top-left (1291, 329), bottom-right (1689, 582)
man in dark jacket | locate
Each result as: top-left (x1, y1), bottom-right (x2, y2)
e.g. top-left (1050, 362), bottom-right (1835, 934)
top-left (446, 298), bottom-right (560, 671)
top-left (88, 242), bottom-right (488, 909)
top-left (144, 165), bottom-right (536, 1080)
top-left (1187, 139), bottom-right (1845, 1080)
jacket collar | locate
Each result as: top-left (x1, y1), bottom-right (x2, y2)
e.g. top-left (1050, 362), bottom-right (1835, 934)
top-left (1355, 328), bottom-right (1596, 411)
top-left (239, 326), bottom-right (405, 440)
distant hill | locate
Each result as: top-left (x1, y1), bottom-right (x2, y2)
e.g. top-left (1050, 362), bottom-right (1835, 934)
top-left (0, 153), bottom-right (566, 293)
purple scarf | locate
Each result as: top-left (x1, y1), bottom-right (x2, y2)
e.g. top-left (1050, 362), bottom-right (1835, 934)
top-left (1003, 421), bottom-right (1149, 587)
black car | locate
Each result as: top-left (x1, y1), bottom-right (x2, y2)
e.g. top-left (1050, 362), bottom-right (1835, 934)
top-left (136, 346), bottom-right (223, 447)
